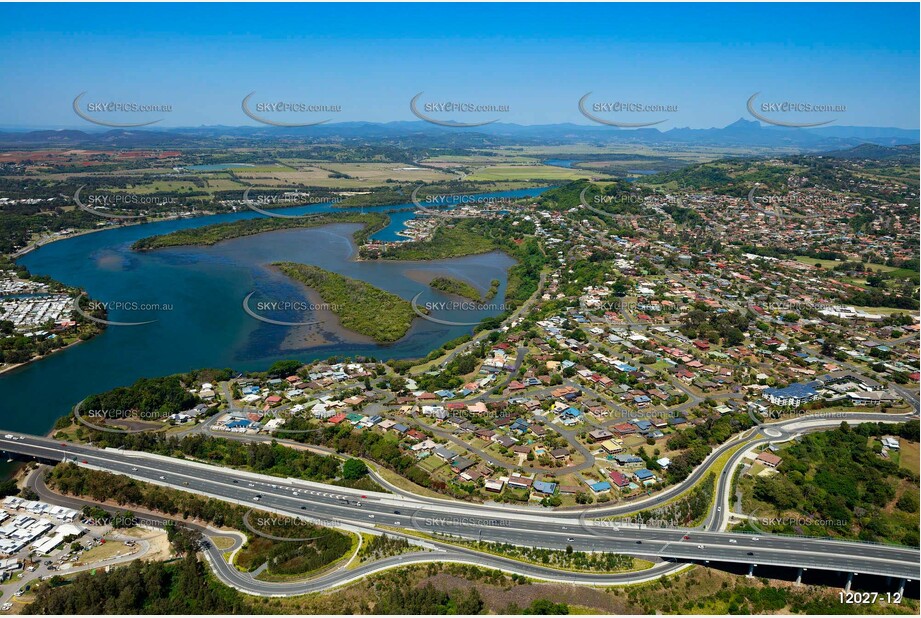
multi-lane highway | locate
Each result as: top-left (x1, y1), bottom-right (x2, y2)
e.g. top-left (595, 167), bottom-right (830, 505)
top-left (0, 429), bottom-right (917, 584)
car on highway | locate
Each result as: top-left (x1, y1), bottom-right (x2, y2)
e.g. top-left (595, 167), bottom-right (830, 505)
top-left (82, 460), bottom-right (88, 464)
top-left (368, 514), bottom-right (374, 518)
top-left (159, 476), bottom-right (165, 480)
top-left (131, 467), bottom-right (138, 471)
top-left (752, 537), bottom-right (760, 541)
top-left (697, 545), bottom-right (704, 549)
top-left (253, 495), bottom-right (261, 501)
top-left (747, 551), bottom-right (754, 556)
top-left (682, 535), bottom-right (690, 540)
top-left (729, 539), bottom-right (737, 543)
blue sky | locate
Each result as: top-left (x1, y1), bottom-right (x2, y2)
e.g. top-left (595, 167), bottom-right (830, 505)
top-left (0, 2), bottom-right (917, 129)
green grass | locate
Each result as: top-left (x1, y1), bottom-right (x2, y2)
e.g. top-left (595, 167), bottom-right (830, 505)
top-left (467, 164), bottom-right (611, 181)
top-left (274, 262), bottom-right (418, 344)
top-left (429, 276), bottom-right (482, 301)
top-left (898, 441), bottom-right (920, 475)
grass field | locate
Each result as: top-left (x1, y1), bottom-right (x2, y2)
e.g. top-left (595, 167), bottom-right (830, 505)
top-left (898, 441), bottom-right (920, 475)
top-left (795, 256), bottom-right (920, 283)
top-left (466, 164), bottom-right (611, 181)
top-left (78, 540), bottom-right (132, 564)
top-left (204, 177), bottom-right (249, 191)
top-left (231, 162), bottom-right (454, 188)
top-left (208, 536), bottom-right (237, 551)
top-left (125, 180), bottom-right (201, 194)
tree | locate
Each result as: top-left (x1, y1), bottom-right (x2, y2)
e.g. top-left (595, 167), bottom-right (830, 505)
top-left (342, 458), bottom-right (368, 480)
top-left (266, 359), bottom-right (301, 378)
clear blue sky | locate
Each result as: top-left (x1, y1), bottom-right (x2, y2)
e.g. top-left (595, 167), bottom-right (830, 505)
top-left (0, 2), bottom-right (917, 129)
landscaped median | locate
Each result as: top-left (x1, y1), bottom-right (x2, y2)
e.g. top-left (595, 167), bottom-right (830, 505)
top-left (377, 525), bottom-right (656, 576)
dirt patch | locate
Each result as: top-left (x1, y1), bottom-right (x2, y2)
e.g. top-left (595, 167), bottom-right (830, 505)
top-left (420, 572), bottom-right (630, 613)
top-left (116, 527), bottom-right (173, 562)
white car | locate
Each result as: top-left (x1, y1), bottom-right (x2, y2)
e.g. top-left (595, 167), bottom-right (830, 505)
top-left (697, 545), bottom-right (704, 549)
top-left (3, 435), bottom-right (11, 439)
top-left (728, 539), bottom-right (737, 544)
top-left (159, 476), bottom-right (165, 480)
top-left (752, 537), bottom-right (760, 541)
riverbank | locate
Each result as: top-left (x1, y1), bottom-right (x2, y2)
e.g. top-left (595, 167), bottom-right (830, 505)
top-left (132, 212), bottom-right (389, 250)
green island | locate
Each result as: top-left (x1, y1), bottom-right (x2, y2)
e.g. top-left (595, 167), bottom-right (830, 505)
top-left (131, 212), bottom-right (388, 250)
top-left (429, 276), bottom-right (482, 301)
top-left (273, 262), bottom-right (418, 344)
top-left (484, 278), bottom-right (500, 300)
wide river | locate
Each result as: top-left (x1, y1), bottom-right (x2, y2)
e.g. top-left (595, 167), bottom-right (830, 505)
top-left (1, 187), bottom-right (548, 437)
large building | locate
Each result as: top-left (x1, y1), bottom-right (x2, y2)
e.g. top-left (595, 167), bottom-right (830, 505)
top-left (763, 382), bottom-right (819, 407)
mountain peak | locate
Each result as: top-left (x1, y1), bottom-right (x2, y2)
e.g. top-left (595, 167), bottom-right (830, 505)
top-left (725, 117), bottom-right (761, 130)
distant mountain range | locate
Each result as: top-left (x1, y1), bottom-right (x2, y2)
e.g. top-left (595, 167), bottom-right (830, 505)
top-left (0, 118), bottom-right (917, 151)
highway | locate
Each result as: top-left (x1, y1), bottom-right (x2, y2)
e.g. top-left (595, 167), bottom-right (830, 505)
top-left (1, 429), bottom-right (918, 583)
top-left (25, 468), bottom-right (687, 597)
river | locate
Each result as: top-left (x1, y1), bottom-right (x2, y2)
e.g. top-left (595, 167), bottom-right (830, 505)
top-left (0, 187), bottom-right (548, 437)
